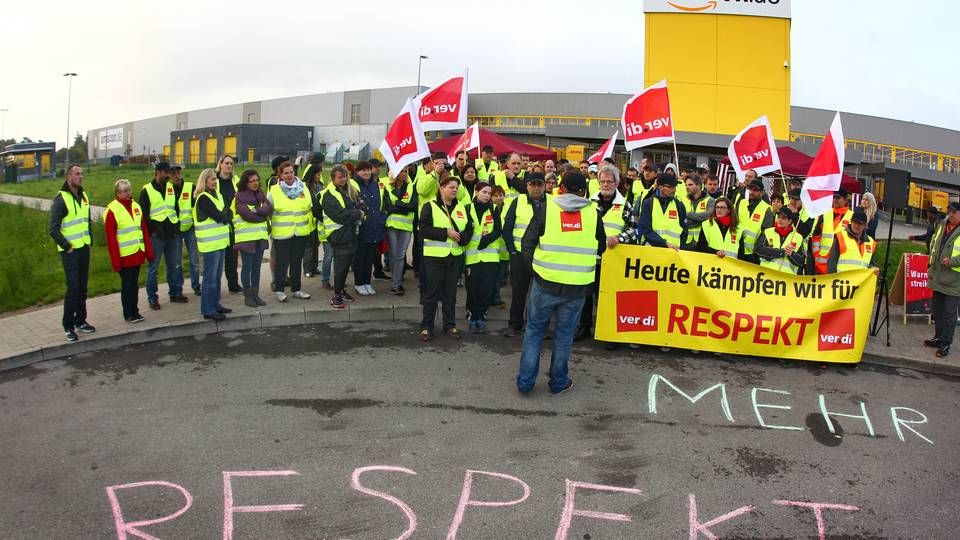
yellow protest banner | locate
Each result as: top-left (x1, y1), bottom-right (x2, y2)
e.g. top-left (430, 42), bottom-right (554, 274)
top-left (595, 245), bottom-right (877, 363)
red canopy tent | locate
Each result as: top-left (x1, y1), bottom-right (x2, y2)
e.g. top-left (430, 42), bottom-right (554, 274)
top-left (429, 128), bottom-right (556, 161)
top-left (720, 145), bottom-right (862, 194)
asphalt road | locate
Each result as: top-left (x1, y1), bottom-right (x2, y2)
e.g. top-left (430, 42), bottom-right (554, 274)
top-left (1, 321), bottom-right (957, 539)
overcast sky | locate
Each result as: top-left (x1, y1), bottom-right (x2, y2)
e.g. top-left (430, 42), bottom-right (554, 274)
top-left (2, 0), bottom-right (957, 149)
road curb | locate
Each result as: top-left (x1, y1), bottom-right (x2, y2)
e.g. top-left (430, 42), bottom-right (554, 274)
top-left (860, 352), bottom-right (960, 377)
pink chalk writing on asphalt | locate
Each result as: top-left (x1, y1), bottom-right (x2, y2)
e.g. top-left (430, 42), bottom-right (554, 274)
top-left (772, 499), bottom-right (861, 540)
top-left (688, 494), bottom-right (755, 540)
top-left (447, 469), bottom-right (531, 540)
top-left (554, 480), bottom-right (643, 540)
top-left (222, 470), bottom-right (304, 540)
top-left (105, 480), bottom-right (193, 540)
top-left (350, 465), bottom-right (418, 540)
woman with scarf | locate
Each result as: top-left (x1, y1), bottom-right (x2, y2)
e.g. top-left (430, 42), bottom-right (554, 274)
top-left (267, 161), bottom-right (313, 302)
top-left (459, 163), bottom-right (480, 202)
top-left (696, 196), bottom-right (744, 260)
top-left (464, 182), bottom-right (503, 334)
top-left (193, 169), bottom-right (234, 320)
top-left (418, 175), bottom-right (474, 341)
top-left (233, 169), bottom-right (273, 307)
top-left (322, 164), bottom-right (364, 309)
top-left (104, 178), bottom-right (154, 323)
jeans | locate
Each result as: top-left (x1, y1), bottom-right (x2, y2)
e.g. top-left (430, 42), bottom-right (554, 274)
top-left (508, 252), bottom-right (532, 330)
top-left (60, 246), bottom-right (90, 330)
top-left (516, 280), bottom-right (587, 393)
top-left (352, 242), bottom-right (379, 287)
top-left (932, 291), bottom-right (960, 346)
top-left (201, 249), bottom-right (225, 316)
top-left (146, 233), bottom-right (184, 303)
top-left (272, 235), bottom-right (307, 292)
top-left (240, 247), bottom-right (264, 290)
top-left (118, 265), bottom-right (141, 320)
top-left (578, 264), bottom-right (601, 331)
top-left (420, 255), bottom-right (463, 332)
top-left (181, 228), bottom-right (200, 292)
top-left (387, 228), bottom-right (412, 288)
top-left (321, 242), bottom-right (334, 283)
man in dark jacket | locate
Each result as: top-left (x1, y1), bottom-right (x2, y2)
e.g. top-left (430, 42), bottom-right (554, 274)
top-left (139, 161), bottom-right (187, 310)
top-left (501, 174), bottom-right (547, 337)
top-left (910, 206), bottom-right (941, 253)
top-left (48, 164), bottom-right (96, 342)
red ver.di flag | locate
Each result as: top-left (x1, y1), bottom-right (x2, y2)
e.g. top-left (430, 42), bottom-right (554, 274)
top-left (800, 112), bottom-right (845, 218)
top-left (727, 115), bottom-right (781, 179)
top-left (378, 98), bottom-right (431, 178)
top-left (587, 130), bottom-right (618, 164)
top-left (414, 70), bottom-right (469, 131)
top-left (447, 122), bottom-right (480, 164)
top-left (622, 80), bottom-right (674, 151)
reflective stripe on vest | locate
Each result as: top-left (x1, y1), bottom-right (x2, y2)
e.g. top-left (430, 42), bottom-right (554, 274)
top-left (700, 220), bottom-right (740, 258)
top-left (385, 183), bottom-right (415, 232)
top-left (930, 223), bottom-right (960, 273)
top-left (736, 198), bottom-right (770, 255)
top-left (835, 230), bottom-right (876, 272)
top-left (191, 191), bottom-right (230, 253)
top-left (143, 182), bottom-right (179, 224)
top-left (231, 198), bottom-right (269, 243)
top-left (511, 196), bottom-right (536, 252)
top-left (57, 190), bottom-right (91, 251)
top-left (475, 158), bottom-right (499, 180)
top-left (597, 201), bottom-right (626, 238)
top-left (105, 199), bottom-right (145, 257)
top-left (492, 171), bottom-right (520, 201)
top-left (531, 199), bottom-right (598, 285)
top-left (178, 182), bottom-right (194, 231)
top-left (818, 209), bottom-right (854, 258)
top-left (269, 183), bottom-right (312, 239)
top-left (423, 200), bottom-right (470, 258)
top-left (649, 198), bottom-right (684, 246)
top-left (631, 180), bottom-right (654, 211)
top-left (759, 227), bottom-right (803, 274)
top-left (685, 196), bottom-right (710, 244)
top-left (321, 184), bottom-right (348, 241)
top-left (465, 204), bottom-right (501, 265)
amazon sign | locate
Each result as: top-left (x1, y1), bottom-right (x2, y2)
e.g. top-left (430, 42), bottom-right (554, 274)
top-left (643, 0), bottom-right (791, 19)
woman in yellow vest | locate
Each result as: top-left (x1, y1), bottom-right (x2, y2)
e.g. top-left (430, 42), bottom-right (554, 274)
top-left (464, 181), bottom-right (503, 334)
top-left (321, 164), bottom-right (364, 309)
top-left (755, 207), bottom-right (806, 274)
top-left (104, 179), bottom-right (153, 324)
top-left (384, 167), bottom-right (418, 296)
top-left (419, 176), bottom-right (474, 341)
top-left (233, 169), bottom-right (273, 307)
top-left (267, 161), bottom-right (314, 302)
top-left (192, 169), bottom-right (234, 321)
top-left (696, 196), bottom-right (743, 259)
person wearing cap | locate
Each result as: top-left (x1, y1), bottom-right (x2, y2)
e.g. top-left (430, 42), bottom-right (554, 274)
top-left (781, 177), bottom-right (803, 205)
top-left (826, 208), bottom-right (877, 276)
top-left (926, 202), bottom-right (960, 357)
top-left (629, 160), bottom-right (658, 208)
top-left (49, 164), bottom-right (96, 342)
top-left (586, 164), bottom-right (600, 196)
top-left (140, 161), bottom-right (188, 310)
top-left (169, 163), bottom-right (200, 297)
top-left (682, 173), bottom-right (714, 249)
top-left (910, 206), bottom-right (942, 253)
top-left (786, 188), bottom-right (814, 239)
top-left (491, 152), bottom-right (525, 204)
top-left (517, 172), bottom-right (605, 395)
top-left (636, 173), bottom-right (687, 250)
top-left (734, 178), bottom-right (774, 264)
top-left (696, 196), bottom-right (742, 259)
top-left (299, 152), bottom-right (324, 184)
top-left (464, 181), bottom-right (503, 333)
top-left (476, 145), bottom-right (499, 181)
top-left (502, 172), bottom-right (548, 337)
top-left (810, 187), bottom-right (854, 274)
top-left (576, 164), bottom-right (631, 342)
top-left (755, 207), bottom-right (806, 275)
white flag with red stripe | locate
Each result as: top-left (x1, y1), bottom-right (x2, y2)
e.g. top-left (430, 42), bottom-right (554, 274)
top-left (622, 80), bottom-right (674, 151)
top-left (587, 130), bottom-right (618, 164)
top-left (447, 122), bottom-right (480, 164)
top-left (727, 115), bottom-right (781, 180)
top-left (378, 97), bottom-right (431, 178)
top-left (800, 112), bottom-right (845, 219)
top-left (414, 70), bottom-right (469, 131)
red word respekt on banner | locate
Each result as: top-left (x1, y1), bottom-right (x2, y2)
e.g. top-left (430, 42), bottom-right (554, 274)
top-left (622, 80), bottom-right (674, 151)
top-left (414, 71), bottom-right (469, 131)
top-left (727, 115), bottom-right (782, 179)
top-left (379, 98), bottom-right (431, 178)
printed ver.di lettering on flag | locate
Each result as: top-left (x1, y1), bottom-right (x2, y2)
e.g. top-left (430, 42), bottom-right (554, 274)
top-left (622, 80), bottom-right (674, 151)
top-left (727, 115), bottom-right (782, 179)
top-left (414, 71), bottom-right (469, 131)
top-left (378, 98), bottom-right (431, 178)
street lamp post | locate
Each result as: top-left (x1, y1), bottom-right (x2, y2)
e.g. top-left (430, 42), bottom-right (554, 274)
top-left (63, 73), bottom-right (77, 163)
top-left (0, 108), bottom-right (8, 141)
top-left (416, 55), bottom-right (428, 94)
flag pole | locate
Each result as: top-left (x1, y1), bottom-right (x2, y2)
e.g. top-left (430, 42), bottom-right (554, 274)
top-left (672, 139), bottom-right (680, 171)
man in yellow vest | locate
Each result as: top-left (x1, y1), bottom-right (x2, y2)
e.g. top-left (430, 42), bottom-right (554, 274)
top-left (517, 172), bottom-right (603, 395)
top-left (475, 145), bottom-right (499, 181)
top-left (926, 202), bottom-right (960, 357)
top-left (682, 173), bottom-right (714, 250)
top-left (501, 173), bottom-right (548, 337)
top-left (826, 208), bottom-right (878, 274)
top-left (637, 174), bottom-right (687, 250)
top-left (170, 164), bottom-right (200, 296)
top-left (48, 163), bottom-right (95, 342)
top-left (810, 187), bottom-right (853, 274)
top-left (755, 207), bottom-right (806, 274)
top-left (491, 152), bottom-right (524, 203)
top-left (735, 179), bottom-right (774, 264)
top-left (139, 161), bottom-right (188, 310)
top-left (629, 160), bottom-right (658, 207)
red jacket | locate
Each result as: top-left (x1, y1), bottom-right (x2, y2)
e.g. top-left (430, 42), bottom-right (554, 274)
top-left (105, 197), bottom-right (154, 271)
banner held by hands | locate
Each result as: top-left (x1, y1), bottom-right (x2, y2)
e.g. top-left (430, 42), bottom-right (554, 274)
top-left (379, 98), bottom-right (431, 179)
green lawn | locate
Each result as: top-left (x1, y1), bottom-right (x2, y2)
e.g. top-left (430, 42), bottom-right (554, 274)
top-left (875, 239), bottom-right (926, 283)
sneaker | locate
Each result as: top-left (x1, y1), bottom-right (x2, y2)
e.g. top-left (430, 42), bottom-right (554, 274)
top-left (924, 338), bottom-right (941, 348)
top-left (65, 329), bottom-right (78, 342)
top-left (149, 300), bottom-right (161, 310)
top-left (419, 329), bottom-right (433, 342)
top-left (170, 295), bottom-right (189, 303)
top-left (660, 346), bottom-right (672, 352)
top-left (355, 284), bottom-right (369, 296)
top-left (341, 291), bottom-right (356, 303)
top-left (322, 282), bottom-right (334, 290)
top-left (443, 327), bottom-right (462, 340)
top-left (468, 321), bottom-right (480, 334)
top-left (373, 272), bottom-right (392, 281)
top-left (292, 290), bottom-right (311, 299)
top-left (389, 286), bottom-right (405, 296)
top-left (77, 323), bottom-right (96, 333)
top-left (330, 295), bottom-right (346, 309)
top-left (364, 284), bottom-right (376, 295)
top-left (476, 320), bottom-right (488, 334)
top-left (304, 272), bottom-right (313, 278)
top-left (275, 291), bottom-right (288, 302)
top-left (551, 380), bottom-right (574, 395)
top-left (127, 314), bottom-right (145, 323)
top-left (937, 345), bottom-right (951, 357)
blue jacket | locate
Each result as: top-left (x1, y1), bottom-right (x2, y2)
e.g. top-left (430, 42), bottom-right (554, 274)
top-left (357, 175), bottom-right (387, 243)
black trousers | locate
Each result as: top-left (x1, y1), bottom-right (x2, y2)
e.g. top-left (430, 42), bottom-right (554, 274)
top-left (579, 263), bottom-right (602, 330)
top-left (352, 242), bottom-right (378, 286)
top-left (303, 234), bottom-right (320, 274)
top-left (508, 253), bottom-right (532, 330)
top-left (465, 261), bottom-right (499, 321)
top-left (421, 255), bottom-right (464, 331)
top-left (61, 246), bottom-right (90, 330)
top-left (333, 247), bottom-right (355, 293)
top-left (272, 236), bottom-right (307, 292)
top-left (119, 265), bottom-right (141, 319)
top-left (224, 230), bottom-right (239, 289)
top-left (932, 291), bottom-right (960, 346)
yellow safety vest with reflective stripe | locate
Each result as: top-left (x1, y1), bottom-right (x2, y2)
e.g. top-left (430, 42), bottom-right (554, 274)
top-left (56, 190), bottom-right (91, 251)
top-left (835, 229), bottom-right (876, 272)
top-left (231, 199), bottom-right (269, 244)
top-left (492, 170), bottom-right (520, 202)
top-left (587, 177), bottom-right (600, 198)
top-left (269, 183), bottom-right (312, 239)
top-left (385, 182), bottom-right (415, 232)
top-left (684, 195), bottom-right (711, 245)
top-left (104, 199), bottom-right (145, 257)
top-left (700, 220), bottom-right (740, 258)
top-left (475, 158), bottom-right (499, 180)
top-left (465, 204), bottom-right (501, 265)
top-left (321, 183), bottom-right (348, 240)
top-left (509, 196), bottom-right (537, 252)
top-left (816, 209), bottom-right (854, 262)
top-left (759, 227), bottom-right (804, 274)
top-left (532, 199), bottom-right (598, 285)
top-left (192, 191), bottom-right (230, 253)
top-left (143, 182), bottom-right (179, 224)
top-left (631, 180), bottom-right (654, 209)
top-left (593, 194), bottom-right (627, 238)
top-left (215, 174), bottom-right (241, 194)
top-left (423, 200), bottom-right (470, 258)
top-left (178, 182), bottom-right (194, 232)
top-left (930, 222), bottom-right (960, 273)
top-left (649, 198), bottom-right (684, 247)
top-left (736, 198), bottom-right (770, 255)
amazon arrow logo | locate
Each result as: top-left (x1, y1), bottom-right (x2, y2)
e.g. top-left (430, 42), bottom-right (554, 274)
top-left (666, 1), bottom-right (718, 12)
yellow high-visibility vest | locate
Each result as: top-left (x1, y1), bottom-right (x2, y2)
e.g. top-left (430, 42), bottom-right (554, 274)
top-left (835, 229), bottom-right (876, 272)
top-left (56, 190), bottom-right (91, 251)
top-left (104, 199), bottom-right (145, 257)
top-left (423, 200), bottom-right (469, 258)
top-left (700, 220), bottom-right (740, 258)
top-left (192, 191), bottom-right (230, 253)
top-left (531, 199), bottom-right (598, 285)
top-left (269, 183), bottom-right (312, 239)
top-left (649, 198), bottom-right (684, 247)
top-left (759, 227), bottom-right (804, 274)
top-left (736, 198), bottom-right (771, 255)
top-left (465, 204), bottom-right (501, 265)
top-left (178, 182), bottom-right (194, 232)
top-left (231, 198), bottom-right (269, 244)
top-left (142, 182), bottom-right (179, 224)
